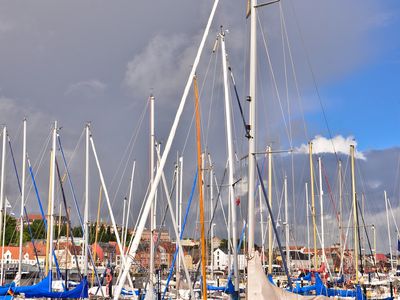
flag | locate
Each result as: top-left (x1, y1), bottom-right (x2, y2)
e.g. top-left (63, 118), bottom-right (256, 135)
top-left (235, 197), bottom-right (241, 206)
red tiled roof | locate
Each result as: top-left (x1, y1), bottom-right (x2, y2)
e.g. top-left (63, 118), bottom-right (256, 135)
top-left (91, 243), bottom-right (104, 261)
top-left (375, 253), bottom-right (387, 262)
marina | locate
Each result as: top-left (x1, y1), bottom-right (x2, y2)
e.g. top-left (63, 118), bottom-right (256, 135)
top-left (0, 0), bottom-right (399, 299)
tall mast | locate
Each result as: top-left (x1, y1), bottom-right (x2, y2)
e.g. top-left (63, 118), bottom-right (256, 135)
top-left (284, 175), bottom-right (290, 274)
top-left (0, 126), bottom-right (7, 283)
top-left (309, 142), bottom-right (318, 269)
top-left (220, 31), bottom-right (239, 291)
top-left (178, 156), bottom-right (183, 281)
top-left (350, 144), bottom-right (358, 283)
top-left (267, 145), bottom-right (273, 274)
top-left (247, 0), bottom-right (257, 254)
top-left (305, 182), bottom-right (310, 266)
top-left (18, 119), bottom-right (27, 283)
top-left (174, 154), bottom-right (179, 299)
top-left (48, 121), bottom-right (57, 280)
top-left (318, 157), bottom-right (325, 265)
top-left (84, 123), bottom-right (90, 278)
top-left (193, 76), bottom-right (208, 299)
top-left (149, 94), bottom-right (156, 289)
top-left (384, 190), bottom-right (393, 271)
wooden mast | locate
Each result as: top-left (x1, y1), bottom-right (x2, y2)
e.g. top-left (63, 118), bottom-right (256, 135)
top-left (350, 145), bottom-right (358, 283)
top-left (193, 75), bottom-right (207, 299)
top-left (309, 142), bottom-right (318, 269)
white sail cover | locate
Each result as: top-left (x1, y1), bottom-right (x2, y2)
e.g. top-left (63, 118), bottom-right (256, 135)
top-left (247, 252), bottom-right (329, 300)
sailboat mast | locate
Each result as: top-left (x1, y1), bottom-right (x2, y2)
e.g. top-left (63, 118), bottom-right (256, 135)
top-left (384, 190), bottom-right (393, 271)
top-left (178, 156), bottom-right (183, 278)
top-left (84, 124), bottom-right (90, 277)
top-left (48, 121), bottom-right (57, 280)
top-left (267, 145), bottom-right (273, 274)
top-left (284, 175), bottom-right (290, 274)
top-left (174, 156), bottom-right (180, 300)
top-left (0, 126), bottom-right (6, 283)
top-left (247, 0), bottom-right (257, 254)
top-left (305, 182), bottom-right (310, 266)
top-left (149, 94), bottom-right (156, 288)
top-left (193, 76), bottom-right (208, 300)
top-left (350, 144), bottom-right (359, 283)
top-left (18, 119), bottom-right (27, 282)
top-left (318, 157), bottom-right (325, 265)
top-left (309, 142), bottom-right (318, 269)
top-left (220, 31), bottom-right (239, 291)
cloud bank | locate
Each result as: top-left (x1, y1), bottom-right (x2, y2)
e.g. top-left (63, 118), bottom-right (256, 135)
top-left (296, 135), bottom-right (366, 160)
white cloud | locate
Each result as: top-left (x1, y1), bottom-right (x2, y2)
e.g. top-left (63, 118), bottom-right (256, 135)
top-left (65, 79), bottom-right (107, 97)
top-left (296, 135), bottom-right (366, 160)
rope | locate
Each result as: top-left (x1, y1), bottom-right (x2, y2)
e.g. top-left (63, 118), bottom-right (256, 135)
top-left (7, 137), bottom-right (42, 274)
top-left (162, 172), bottom-right (197, 299)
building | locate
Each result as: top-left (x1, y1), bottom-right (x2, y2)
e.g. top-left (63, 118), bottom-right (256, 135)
top-left (0, 246), bottom-right (37, 266)
top-left (212, 248), bottom-right (246, 272)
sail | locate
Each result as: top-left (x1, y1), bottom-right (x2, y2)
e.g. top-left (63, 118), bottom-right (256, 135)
top-left (247, 252), bottom-right (329, 300)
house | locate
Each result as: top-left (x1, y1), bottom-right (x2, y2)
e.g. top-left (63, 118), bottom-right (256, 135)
top-left (212, 248), bottom-right (246, 272)
top-left (0, 246), bottom-right (37, 266)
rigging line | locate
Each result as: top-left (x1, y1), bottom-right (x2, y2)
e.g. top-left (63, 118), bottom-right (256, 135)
top-left (321, 159), bottom-right (340, 226)
top-left (256, 161), bottom-right (292, 286)
top-left (183, 49), bottom-right (218, 155)
top-left (126, 181), bottom-right (151, 252)
top-left (192, 162), bottom-right (228, 293)
top-left (278, 3), bottom-right (298, 239)
top-left (24, 131), bottom-right (52, 208)
top-left (387, 198), bottom-right (400, 236)
top-left (279, 1), bottom-right (293, 148)
top-left (7, 135), bottom-right (42, 274)
top-left (55, 159), bottom-right (82, 278)
top-left (110, 99), bottom-right (149, 205)
top-left (227, 62), bottom-right (250, 138)
top-left (203, 40), bottom-right (219, 148)
top-left (60, 127), bottom-right (85, 182)
top-left (258, 14), bottom-right (292, 148)
top-left (279, 1), bottom-right (309, 139)
top-left (142, 166), bottom-right (177, 293)
top-left (205, 40), bottom-right (219, 148)
top-left (355, 193), bottom-right (364, 275)
top-left (162, 172), bottom-right (198, 300)
top-left (357, 199), bottom-right (380, 279)
top-left (287, 0), bottom-right (339, 161)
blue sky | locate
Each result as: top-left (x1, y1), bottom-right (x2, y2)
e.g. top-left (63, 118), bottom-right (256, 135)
top-left (313, 1), bottom-right (400, 151)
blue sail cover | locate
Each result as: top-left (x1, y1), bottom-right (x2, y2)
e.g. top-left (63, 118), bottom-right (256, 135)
top-left (206, 278), bottom-right (235, 294)
top-left (0, 283), bottom-right (14, 296)
top-left (10, 275), bottom-right (88, 298)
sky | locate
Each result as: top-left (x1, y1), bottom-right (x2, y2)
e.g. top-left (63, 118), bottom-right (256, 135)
top-left (0, 0), bottom-right (399, 253)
